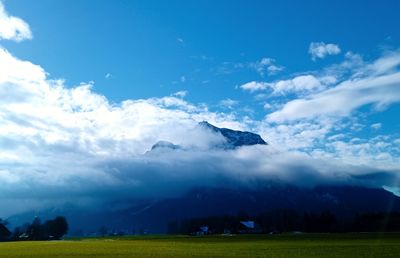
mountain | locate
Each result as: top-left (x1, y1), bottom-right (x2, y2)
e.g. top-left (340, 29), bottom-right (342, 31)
top-left (149, 121), bottom-right (267, 151)
top-left (9, 123), bottom-right (399, 234)
top-left (8, 184), bottom-right (400, 234)
top-left (119, 185), bottom-right (400, 232)
top-left (198, 121), bottom-right (267, 149)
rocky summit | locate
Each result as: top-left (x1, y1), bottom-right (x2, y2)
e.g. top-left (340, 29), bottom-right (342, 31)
top-left (198, 121), bottom-right (267, 149)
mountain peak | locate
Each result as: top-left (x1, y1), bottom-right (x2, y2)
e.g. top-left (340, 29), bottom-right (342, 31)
top-left (149, 122), bottom-right (267, 152)
top-left (198, 121), bottom-right (267, 149)
top-left (151, 141), bottom-right (180, 151)
top-left (198, 121), bottom-right (215, 128)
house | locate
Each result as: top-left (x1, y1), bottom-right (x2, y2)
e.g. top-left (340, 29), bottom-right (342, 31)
top-left (199, 226), bottom-right (209, 234)
top-left (236, 221), bottom-right (262, 234)
top-left (191, 225), bottom-right (209, 236)
top-left (18, 232), bottom-right (30, 240)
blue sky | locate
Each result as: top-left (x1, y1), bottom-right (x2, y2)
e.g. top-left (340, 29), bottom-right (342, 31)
top-left (4, 0), bottom-right (400, 105)
top-left (0, 0), bottom-right (400, 215)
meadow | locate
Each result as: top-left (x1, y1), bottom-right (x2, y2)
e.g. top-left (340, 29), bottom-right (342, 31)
top-left (0, 233), bottom-right (399, 257)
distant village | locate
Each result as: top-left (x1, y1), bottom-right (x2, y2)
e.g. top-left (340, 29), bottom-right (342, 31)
top-left (167, 210), bottom-right (400, 236)
top-left (2, 210), bottom-right (400, 240)
top-left (0, 216), bottom-right (68, 241)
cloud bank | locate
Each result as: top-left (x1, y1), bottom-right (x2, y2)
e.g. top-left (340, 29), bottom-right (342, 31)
top-left (1, 45), bottom-right (400, 217)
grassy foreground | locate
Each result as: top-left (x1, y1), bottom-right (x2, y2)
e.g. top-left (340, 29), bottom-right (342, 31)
top-left (0, 233), bottom-right (399, 257)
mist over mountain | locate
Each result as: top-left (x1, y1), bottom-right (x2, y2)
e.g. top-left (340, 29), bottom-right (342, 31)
top-left (5, 122), bottom-right (400, 233)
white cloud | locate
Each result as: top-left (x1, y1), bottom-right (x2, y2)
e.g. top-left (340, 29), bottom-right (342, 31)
top-left (105, 73), bottom-right (112, 79)
top-left (0, 48), bottom-right (45, 84)
top-left (321, 135), bottom-right (400, 170)
top-left (267, 52), bottom-right (400, 122)
top-left (263, 103), bottom-right (272, 110)
top-left (268, 72), bottom-right (400, 122)
top-left (240, 81), bottom-right (269, 92)
top-left (260, 120), bottom-right (332, 150)
top-left (367, 50), bottom-right (400, 75)
top-left (216, 58), bottom-right (283, 77)
top-left (371, 123), bottom-right (382, 130)
top-left (219, 98), bottom-right (239, 108)
top-left (249, 58), bottom-right (284, 76)
top-left (0, 2), bottom-right (32, 42)
top-left (251, 50), bottom-right (400, 181)
top-left (240, 75), bottom-right (323, 96)
top-left (271, 75), bottom-right (323, 94)
top-left (172, 90), bottom-right (188, 98)
top-left (309, 42), bottom-right (341, 60)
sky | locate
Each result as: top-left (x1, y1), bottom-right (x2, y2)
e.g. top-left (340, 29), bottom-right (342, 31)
top-left (0, 0), bottom-right (400, 216)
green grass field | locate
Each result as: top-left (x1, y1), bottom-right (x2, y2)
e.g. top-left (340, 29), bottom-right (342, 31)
top-left (0, 233), bottom-right (399, 257)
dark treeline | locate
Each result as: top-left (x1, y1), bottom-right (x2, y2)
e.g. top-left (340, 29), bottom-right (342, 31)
top-left (0, 216), bottom-right (68, 241)
top-left (168, 210), bottom-right (400, 234)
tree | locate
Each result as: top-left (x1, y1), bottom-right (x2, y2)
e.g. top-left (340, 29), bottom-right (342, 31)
top-left (45, 216), bottom-right (68, 239)
top-left (98, 226), bottom-right (108, 237)
top-left (0, 219), bottom-right (11, 241)
top-left (24, 216), bottom-right (69, 240)
top-left (27, 217), bottom-right (46, 240)
top-left (167, 221), bottom-right (179, 234)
